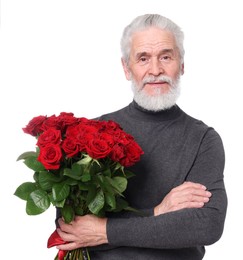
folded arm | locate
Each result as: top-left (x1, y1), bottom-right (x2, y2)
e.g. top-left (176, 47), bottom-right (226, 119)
top-left (56, 128), bottom-right (227, 250)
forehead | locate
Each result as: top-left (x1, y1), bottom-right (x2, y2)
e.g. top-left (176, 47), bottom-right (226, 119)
top-left (131, 27), bottom-right (177, 54)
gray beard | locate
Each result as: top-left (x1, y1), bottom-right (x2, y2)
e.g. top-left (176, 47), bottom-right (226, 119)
top-left (131, 75), bottom-right (181, 111)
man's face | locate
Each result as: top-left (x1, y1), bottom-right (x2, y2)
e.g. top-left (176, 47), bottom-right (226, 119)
top-left (122, 27), bottom-right (184, 110)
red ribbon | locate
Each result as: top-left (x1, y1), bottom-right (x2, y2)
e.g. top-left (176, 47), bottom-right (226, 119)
top-left (47, 230), bottom-right (68, 260)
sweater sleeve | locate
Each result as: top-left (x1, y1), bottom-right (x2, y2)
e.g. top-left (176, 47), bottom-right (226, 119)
top-left (106, 128), bottom-right (227, 249)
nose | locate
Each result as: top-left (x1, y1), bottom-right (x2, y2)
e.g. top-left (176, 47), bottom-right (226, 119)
top-left (148, 58), bottom-right (164, 76)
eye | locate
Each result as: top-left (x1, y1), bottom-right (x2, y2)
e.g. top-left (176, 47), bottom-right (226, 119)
top-left (160, 55), bottom-right (171, 62)
top-left (139, 56), bottom-right (149, 63)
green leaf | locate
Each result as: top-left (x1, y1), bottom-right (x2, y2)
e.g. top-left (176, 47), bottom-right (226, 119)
top-left (100, 176), bottom-right (116, 194)
top-left (78, 182), bottom-right (89, 191)
top-left (104, 192), bottom-right (116, 210)
top-left (88, 189), bottom-right (105, 215)
top-left (123, 169), bottom-right (136, 179)
top-left (123, 206), bottom-right (142, 215)
top-left (38, 171), bottom-right (60, 191)
top-left (77, 154), bottom-right (92, 165)
top-left (71, 163), bottom-right (83, 176)
top-left (63, 168), bottom-right (76, 179)
top-left (105, 176), bottom-right (127, 195)
top-left (26, 189), bottom-right (50, 215)
top-left (52, 183), bottom-right (70, 202)
top-left (17, 151), bottom-right (37, 161)
top-left (63, 164), bottom-right (83, 180)
top-left (81, 169), bottom-right (91, 182)
top-left (74, 202), bottom-right (85, 216)
top-left (112, 176), bottom-right (127, 193)
top-left (64, 178), bottom-right (78, 186)
top-left (24, 156), bottom-right (45, 171)
top-left (102, 168), bottom-right (111, 177)
top-left (112, 197), bottom-right (129, 212)
top-left (69, 161), bottom-right (94, 182)
top-left (33, 172), bottom-right (39, 182)
top-left (49, 194), bottom-right (66, 208)
top-left (114, 162), bottom-right (123, 171)
top-left (89, 161), bottom-right (102, 175)
top-left (86, 184), bottom-right (97, 205)
top-left (61, 204), bottom-right (74, 223)
top-left (95, 175), bottom-right (106, 191)
top-left (14, 182), bottom-right (37, 200)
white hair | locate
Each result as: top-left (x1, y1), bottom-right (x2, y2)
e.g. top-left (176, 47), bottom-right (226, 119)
top-left (131, 74), bottom-right (181, 111)
top-left (121, 14), bottom-right (185, 66)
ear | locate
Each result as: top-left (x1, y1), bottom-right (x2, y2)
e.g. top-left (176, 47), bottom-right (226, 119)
top-left (121, 58), bottom-right (131, 80)
top-left (181, 62), bottom-right (184, 75)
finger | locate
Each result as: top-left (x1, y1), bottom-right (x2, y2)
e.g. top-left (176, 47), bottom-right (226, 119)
top-left (186, 194), bottom-right (210, 203)
top-left (58, 219), bottom-right (75, 234)
top-left (172, 201), bottom-right (205, 211)
top-left (57, 241), bottom-right (80, 251)
top-left (169, 185), bottom-right (211, 206)
top-left (56, 228), bottom-right (77, 242)
top-left (179, 181), bottom-right (207, 191)
top-left (184, 188), bottom-right (211, 199)
top-left (183, 187), bottom-right (211, 197)
top-left (176, 189), bottom-right (211, 204)
top-left (170, 182), bottom-right (206, 198)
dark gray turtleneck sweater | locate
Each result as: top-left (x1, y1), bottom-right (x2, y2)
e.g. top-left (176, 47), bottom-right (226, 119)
top-left (89, 101), bottom-right (227, 259)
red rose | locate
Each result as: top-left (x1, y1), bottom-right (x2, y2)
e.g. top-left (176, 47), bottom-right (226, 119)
top-left (22, 115), bottom-right (47, 136)
top-left (99, 132), bottom-right (115, 147)
top-left (109, 143), bottom-right (126, 162)
top-left (85, 135), bottom-right (112, 159)
top-left (38, 144), bottom-right (63, 170)
top-left (41, 115), bottom-right (61, 131)
top-left (119, 141), bottom-right (144, 167)
top-left (65, 124), bottom-right (92, 152)
top-left (67, 123), bottom-right (98, 138)
top-left (117, 132), bottom-right (134, 145)
top-left (79, 124), bottom-right (98, 136)
top-left (104, 120), bottom-right (123, 134)
top-left (59, 112), bottom-right (74, 117)
top-left (62, 137), bottom-right (80, 158)
top-left (57, 112), bottom-right (80, 133)
top-left (37, 128), bottom-right (61, 148)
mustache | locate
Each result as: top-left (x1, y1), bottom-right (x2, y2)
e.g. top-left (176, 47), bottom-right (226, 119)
top-left (142, 75), bottom-right (173, 86)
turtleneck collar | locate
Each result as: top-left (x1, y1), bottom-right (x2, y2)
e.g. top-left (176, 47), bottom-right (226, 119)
top-left (127, 100), bottom-right (182, 122)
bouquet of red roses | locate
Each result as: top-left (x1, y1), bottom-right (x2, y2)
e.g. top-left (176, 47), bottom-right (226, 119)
top-left (14, 112), bottom-right (144, 260)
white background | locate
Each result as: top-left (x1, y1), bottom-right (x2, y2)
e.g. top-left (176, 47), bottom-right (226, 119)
top-left (0, 0), bottom-right (242, 259)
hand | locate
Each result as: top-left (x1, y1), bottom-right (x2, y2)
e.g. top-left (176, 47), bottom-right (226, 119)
top-left (56, 214), bottom-right (108, 251)
top-left (154, 181), bottom-right (212, 216)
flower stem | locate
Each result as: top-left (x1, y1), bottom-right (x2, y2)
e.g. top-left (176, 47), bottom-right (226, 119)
top-left (82, 248), bottom-right (90, 260)
top-left (62, 248), bottom-right (90, 260)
